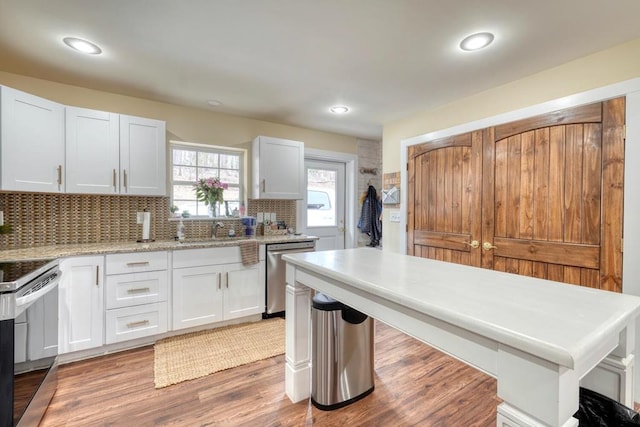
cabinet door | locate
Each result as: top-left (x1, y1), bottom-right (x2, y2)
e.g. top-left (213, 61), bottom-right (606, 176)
top-left (120, 115), bottom-right (166, 196)
top-left (0, 86), bottom-right (65, 192)
top-left (58, 256), bottom-right (104, 353)
top-left (172, 265), bottom-right (223, 330)
top-left (66, 106), bottom-right (120, 194)
top-left (27, 287), bottom-right (59, 360)
top-left (14, 312), bottom-right (27, 363)
top-left (252, 136), bottom-right (304, 199)
top-left (223, 263), bottom-right (264, 320)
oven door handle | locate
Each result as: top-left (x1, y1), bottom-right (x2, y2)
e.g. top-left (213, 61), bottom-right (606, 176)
top-left (269, 248), bottom-right (315, 256)
top-left (15, 270), bottom-right (62, 310)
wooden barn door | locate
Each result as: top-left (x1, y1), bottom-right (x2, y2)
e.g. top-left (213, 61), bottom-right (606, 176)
top-left (407, 131), bottom-right (483, 267)
top-left (407, 98), bottom-right (625, 292)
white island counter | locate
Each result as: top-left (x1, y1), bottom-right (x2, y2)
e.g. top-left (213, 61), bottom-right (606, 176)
top-left (283, 248), bottom-right (640, 427)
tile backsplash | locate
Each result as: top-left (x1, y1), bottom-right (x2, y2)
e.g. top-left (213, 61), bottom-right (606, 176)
top-left (0, 192), bottom-right (173, 249)
top-left (0, 192), bottom-right (297, 250)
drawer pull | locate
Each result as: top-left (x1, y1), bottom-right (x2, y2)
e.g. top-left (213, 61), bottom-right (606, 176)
top-left (127, 287), bottom-right (150, 294)
top-left (126, 320), bottom-right (150, 329)
top-left (126, 261), bottom-right (150, 267)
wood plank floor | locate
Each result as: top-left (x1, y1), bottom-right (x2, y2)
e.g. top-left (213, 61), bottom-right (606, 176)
top-left (41, 321), bottom-right (500, 426)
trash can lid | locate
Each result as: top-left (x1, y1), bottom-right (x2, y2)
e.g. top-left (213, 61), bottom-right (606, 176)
top-left (312, 293), bottom-right (344, 311)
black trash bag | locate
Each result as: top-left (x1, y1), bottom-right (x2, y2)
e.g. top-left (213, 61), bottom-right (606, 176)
top-left (575, 387), bottom-right (640, 427)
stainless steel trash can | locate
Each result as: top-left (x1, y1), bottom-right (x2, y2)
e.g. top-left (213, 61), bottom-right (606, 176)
top-left (311, 293), bottom-right (374, 410)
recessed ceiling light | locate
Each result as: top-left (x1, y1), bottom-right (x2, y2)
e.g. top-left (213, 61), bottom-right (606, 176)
top-left (207, 99), bottom-right (222, 107)
top-left (459, 32), bottom-right (494, 51)
top-left (63, 37), bottom-right (102, 55)
top-left (330, 105), bottom-right (349, 114)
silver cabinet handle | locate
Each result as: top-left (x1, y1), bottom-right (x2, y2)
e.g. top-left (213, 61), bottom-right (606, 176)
top-left (126, 261), bottom-right (150, 267)
top-left (126, 320), bottom-right (150, 329)
top-left (123, 169), bottom-right (128, 189)
top-left (127, 287), bottom-right (150, 294)
top-left (226, 271), bottom-right (229, 288)
top-left (262, 179), bottom-right (266, 193)
top-left (95, 265), bottom-right (99, 286)
top-left (57, 165), bottom-right (63, 186)
top-left (113, 169), bottom-right (117, 190)
top-left (218, 272), bottom-right (221, 290)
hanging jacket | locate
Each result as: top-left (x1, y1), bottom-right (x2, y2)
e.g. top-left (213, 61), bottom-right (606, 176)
top-left (358, 185), bottom-right (382, 246)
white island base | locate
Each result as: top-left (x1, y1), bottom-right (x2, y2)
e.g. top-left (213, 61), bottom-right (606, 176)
top-left (283, 248), bottom-right (640, 427)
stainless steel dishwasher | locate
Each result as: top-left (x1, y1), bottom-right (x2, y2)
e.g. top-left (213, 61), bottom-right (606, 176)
top-left (265, 240), bottom-right (316, 317)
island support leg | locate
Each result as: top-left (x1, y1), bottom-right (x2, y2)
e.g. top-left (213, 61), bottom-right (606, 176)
top-left (285, 264), bottom-right (312, 403)
top-left (496, 345), bottom-right (579, 427)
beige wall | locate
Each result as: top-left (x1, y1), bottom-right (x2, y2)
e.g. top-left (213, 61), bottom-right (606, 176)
top-left (0, 70), bottom-right (358, 153)
top-left (382, 37), bottom-right (640, 253)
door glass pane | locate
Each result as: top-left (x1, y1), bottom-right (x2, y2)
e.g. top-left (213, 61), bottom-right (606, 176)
top-left (307, 168), bottom-right (336, 227)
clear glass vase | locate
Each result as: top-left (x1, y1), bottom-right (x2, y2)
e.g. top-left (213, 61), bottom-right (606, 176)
top-left (208, 202), bottom-right (220, 218)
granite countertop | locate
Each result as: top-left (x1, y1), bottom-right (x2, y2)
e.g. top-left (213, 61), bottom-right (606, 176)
top-left (0, 234), bottom-right (318, 262)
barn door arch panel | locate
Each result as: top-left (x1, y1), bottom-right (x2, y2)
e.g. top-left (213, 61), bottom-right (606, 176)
top-left (407, 98), bottom-right (625, 291)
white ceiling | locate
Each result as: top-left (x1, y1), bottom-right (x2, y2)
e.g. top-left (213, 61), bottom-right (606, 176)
top-left (1, 1), bottom-right (640, 141)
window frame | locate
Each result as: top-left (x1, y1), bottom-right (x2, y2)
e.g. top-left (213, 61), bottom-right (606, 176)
top-left (170, 141), bottom-right (245, 218)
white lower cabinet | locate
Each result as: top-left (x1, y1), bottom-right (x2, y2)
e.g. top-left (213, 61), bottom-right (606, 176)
top-left (224, 263), bottom-right (263, 321)
top-left (172, 246), bottom-right (265, 330)
top-left (14, 311), bottom-right (27, 363)
top-left (104, 251), bottom-right (168, 344)
top-left (57, 246), bottom-right (264, 351)
top-left (172, 265), bottom-right (224, 329)
top-left (58, 256), bottom-right (104, 354)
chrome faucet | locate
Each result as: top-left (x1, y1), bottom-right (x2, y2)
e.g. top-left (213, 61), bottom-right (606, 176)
top-left (212, 222), bottom-right (224, 239)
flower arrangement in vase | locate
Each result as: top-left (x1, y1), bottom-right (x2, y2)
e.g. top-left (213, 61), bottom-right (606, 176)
top-left (194, 177), bottom-right (228, 217)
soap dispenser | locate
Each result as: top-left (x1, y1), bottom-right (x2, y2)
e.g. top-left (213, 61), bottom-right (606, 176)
top-left (177, 217), bottom-right (186, 241)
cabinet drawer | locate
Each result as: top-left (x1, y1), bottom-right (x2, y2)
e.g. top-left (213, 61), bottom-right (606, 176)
top-left (105, 270), bottom-right (168, 309)
top-left (105, 302), bottom-right (167, 344)
top-left (173, 246), bottom-right (241, 269)
top-left (106, 251), bottom-right (167, 275)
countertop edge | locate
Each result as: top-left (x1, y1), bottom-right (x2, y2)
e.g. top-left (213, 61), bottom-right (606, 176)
top-left (0, 235), bottom-right (318, 262)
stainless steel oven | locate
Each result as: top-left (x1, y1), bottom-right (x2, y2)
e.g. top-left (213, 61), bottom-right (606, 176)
top-left (0, 259), bottom-right (61, 427)
top-left (264, 240), bottom-right (315, 317)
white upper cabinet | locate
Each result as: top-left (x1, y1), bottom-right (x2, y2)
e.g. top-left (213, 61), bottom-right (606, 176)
top-left (252, 136), bottom-right (304, 199)
top-left (65, 106), bottom-right (120, 194)
top-left (120, 115), bottom-right (166, 196)
top-left (1, 85), bottom-right (167, 196)
top-left (0, 86), bottom-right (65, 192)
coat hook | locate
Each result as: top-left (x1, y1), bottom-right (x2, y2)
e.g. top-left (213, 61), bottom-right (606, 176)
top-left (359, 167), bottom-right (378, 175)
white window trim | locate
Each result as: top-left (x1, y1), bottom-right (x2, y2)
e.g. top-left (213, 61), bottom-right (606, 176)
top-left (170, 141), bottom-right (245, 218)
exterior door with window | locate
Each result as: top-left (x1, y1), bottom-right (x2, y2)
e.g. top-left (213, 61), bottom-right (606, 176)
top-left (303, 160), bottom-right (346, 251)
top-left (407, 99), bottom-right (625, 292)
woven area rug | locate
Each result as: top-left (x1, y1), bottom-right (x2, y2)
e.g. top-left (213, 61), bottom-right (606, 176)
top-left (154, 318), bottom-right (285, 388)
